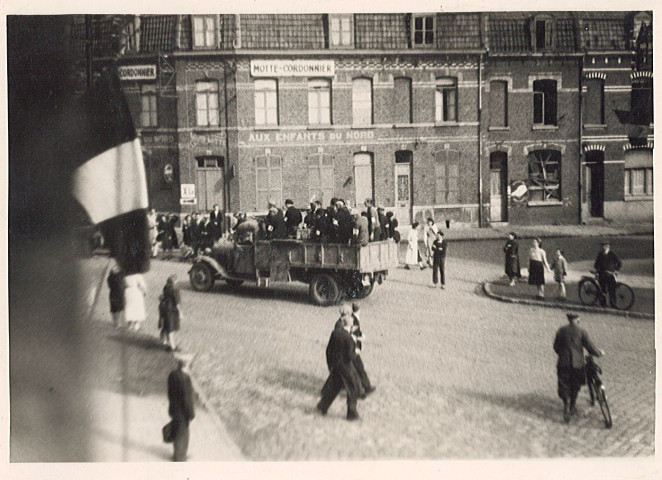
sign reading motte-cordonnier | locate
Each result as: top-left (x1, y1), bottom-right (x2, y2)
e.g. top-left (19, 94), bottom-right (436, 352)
top-left (118, 65), bottom-right (157, 81)
top-left (250, 60), bottom-right (335, 77)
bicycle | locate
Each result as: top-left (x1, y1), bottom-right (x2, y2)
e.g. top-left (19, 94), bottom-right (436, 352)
top-left (585, 355), bottom-right (612, 428)
top-left (577, 270), bottom-right (635, 310)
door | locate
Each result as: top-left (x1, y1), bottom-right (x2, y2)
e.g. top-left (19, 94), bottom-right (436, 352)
top-left (353, 153), bottom-right (373, 207)
top-left (490, 152), bottom-right (508, 222)
top-left (196, 156), bottom-right (225, 212)
top-left (394, 151), bottom-right (412, 225)
top-left (585, 151), bottom-right (604, 218)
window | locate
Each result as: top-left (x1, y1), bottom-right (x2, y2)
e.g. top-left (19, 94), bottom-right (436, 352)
top-left (254, 79), bottom-right (278, 126)
top-left (631, 78), bottom-right (653, 125)
top-left (528, 150), bottom-right (561, 202)
top-left (308, 79), bottom-right (331, 125)
top-left (393, 77), bottom-right (412, 124)
top-left (489, 80), bottom-right (508, 128)
top-left (197, 157), bottom-right (223, 168)
top-left (330, 15), bottom-right (352, 47)
top-left (256, 155), bottom-right (282, 208)
top-left (534, 18), bottom-right (553, 51)
top-left (412, 14), bottom-right (435, 46)
top-left (352, 78), bottom-right (373, 125)
top-left (585, 78), bottom-right (605, 125)
top-left (308, 154), bottom-right (334, 204)
top-left (434, 150), bottom-right (460, 204)
top-left (193, 16), bottom-right (216, 48)
top-left (533, 80), bottom-right (557, 126)
top-left (140, 84), bottom-right (157, 127)
top-left (625, 168), bottom-right (653, 196)
top-left (196, 81), bottom-right (219, 127)
top-left (435, 77), bottom-right (457, 122)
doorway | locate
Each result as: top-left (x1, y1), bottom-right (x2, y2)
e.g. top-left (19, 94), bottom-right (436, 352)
top-left (394, 150), bottom-right (412, 225)
top-left (196, 156), bottom-right (225, 212)
top-left (489, 151), bottom-right (508, 223)
top-left (585, 151), bottom-right (604, 218)
top-left (353, 153), bottom-right (374, 207)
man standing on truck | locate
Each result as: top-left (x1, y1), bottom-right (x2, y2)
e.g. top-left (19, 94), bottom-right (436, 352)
top-left (283, 199), bottom-right (302, 238)
top-left (352, 210), bottom-right (369, 247)
top-left (317, 304), bottom-right (361, 421)
top-left (336, 199), bottom-right (354, 245)
top-left (264, 200), bottom-right (287, 240)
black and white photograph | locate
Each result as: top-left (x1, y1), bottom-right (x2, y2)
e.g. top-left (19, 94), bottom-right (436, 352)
top-left (3, 2), bottom-right (659, 479)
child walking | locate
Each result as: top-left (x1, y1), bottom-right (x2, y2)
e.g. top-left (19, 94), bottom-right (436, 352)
top-left (550, 249), bottom-right (568, 300)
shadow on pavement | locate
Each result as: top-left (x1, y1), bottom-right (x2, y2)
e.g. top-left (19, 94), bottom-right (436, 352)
top-left (460, 389), bottom-right (564, 424)
top-left (261, 368), bottom-right (325, 397)
top-left (92, 427), bottom-right (172, 460)
top-left (180, 282), bottom-right (313, 307)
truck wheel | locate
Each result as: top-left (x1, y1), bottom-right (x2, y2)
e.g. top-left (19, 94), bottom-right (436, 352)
top-left (226, 279), bottom-right (244, 288)
top-left (189, 263), bottom-right (215, 292)
top-left (309, 274), bottom-right (340, 306)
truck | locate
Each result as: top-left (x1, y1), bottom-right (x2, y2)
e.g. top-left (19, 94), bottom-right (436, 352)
top-left (188, 234), bottom-right (399, 306)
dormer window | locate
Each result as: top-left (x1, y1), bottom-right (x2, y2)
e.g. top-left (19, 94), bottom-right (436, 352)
top-left (412, 14), bottom-right (435, 47)
top-left (329, 14), bottom-right (353, 48)
top-left (533, 16), bottom-right (554, 51)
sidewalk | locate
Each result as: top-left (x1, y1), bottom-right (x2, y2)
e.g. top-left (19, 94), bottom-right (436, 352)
top-left (396, 221), bottom-right (653, 242)
top-left (483, 259), bottom-right (655, 319)
top-left (80, 256), bottom-right (244, 461)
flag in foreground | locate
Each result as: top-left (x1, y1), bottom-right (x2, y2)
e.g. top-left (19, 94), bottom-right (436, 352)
top-left (72, 68), bottom-right (150, 274)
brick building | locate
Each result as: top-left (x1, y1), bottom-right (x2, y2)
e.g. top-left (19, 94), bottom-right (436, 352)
top-left (75, 12), bottom-right (653, 227)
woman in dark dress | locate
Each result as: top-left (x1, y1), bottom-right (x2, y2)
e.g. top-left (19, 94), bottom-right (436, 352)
top-left (162, 275), bottom-right (183, 351)
top-left (107, 266), bottom-right (125, 328)
top-left (503, 232), bottom-right (521, 286)
top-left (528, 237), bottom-right (551, 300)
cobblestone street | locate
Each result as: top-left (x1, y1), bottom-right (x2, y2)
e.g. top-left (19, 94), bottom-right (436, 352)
top-left (96, 236), bottom-right (655, 460)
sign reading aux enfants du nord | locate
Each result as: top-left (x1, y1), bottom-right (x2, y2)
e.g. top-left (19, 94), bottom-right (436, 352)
top-left (250, 60), bottom-right (335, 77)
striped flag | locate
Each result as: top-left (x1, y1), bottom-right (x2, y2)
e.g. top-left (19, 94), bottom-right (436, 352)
top-left (72, 68), bottom-right (150, 274)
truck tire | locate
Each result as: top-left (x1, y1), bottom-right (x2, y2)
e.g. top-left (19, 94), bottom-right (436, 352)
top-left (309, 274), bottom-right (340, 306)
top-left (189, 263), bottom-right (215, 292)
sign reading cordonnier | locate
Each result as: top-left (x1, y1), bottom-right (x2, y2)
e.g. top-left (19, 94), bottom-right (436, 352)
top-left (250, 60), bottom-right (335, 77)
top-left (118, 65), bottom-right (157, 81)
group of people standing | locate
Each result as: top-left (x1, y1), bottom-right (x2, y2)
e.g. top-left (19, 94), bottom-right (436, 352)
top-left (504, 233), bottom-right (622, 306)
top-left (147, 205), bottom-right (224, 260)
top-left (405, 218), bottom-right (448, 289)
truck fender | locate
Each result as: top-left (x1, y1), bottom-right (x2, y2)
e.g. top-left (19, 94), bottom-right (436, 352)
top-left (193, 256), bottom-right (230, 279)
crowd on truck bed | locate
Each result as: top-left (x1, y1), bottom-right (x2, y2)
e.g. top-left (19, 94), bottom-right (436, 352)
top-left (146, 198), bottom-right (401, 261)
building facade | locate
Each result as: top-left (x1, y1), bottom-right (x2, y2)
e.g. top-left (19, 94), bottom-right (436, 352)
top-left (76, 12), bottom-right (654, 227)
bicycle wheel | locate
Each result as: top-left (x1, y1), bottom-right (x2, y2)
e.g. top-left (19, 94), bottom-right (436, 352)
top-left (587, 377), bottom-right (597, 406)
top-left (595, 384), bottom-right (613, 429)
top-left (578, 279), bottom-right (600, 306)
top-left (613, 283), bottom-right (635, 310)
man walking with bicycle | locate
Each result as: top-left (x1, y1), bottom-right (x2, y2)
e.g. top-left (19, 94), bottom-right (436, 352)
top-left (553, 313), bottom-right (605, 423)
top-left (594, 241), bottom-right (622, 308)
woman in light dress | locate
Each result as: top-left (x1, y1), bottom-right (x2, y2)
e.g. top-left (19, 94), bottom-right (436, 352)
top-left (124, 273), bottom-right (147, 331)
top-left (405, 222), bottom-right (426, 270)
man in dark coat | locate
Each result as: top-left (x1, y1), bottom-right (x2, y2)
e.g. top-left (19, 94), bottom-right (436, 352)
top-left (106, 265), bottom-right (125, 328)
top-left (189, 213), bottom-right (201, 256)
top-left (430, 230), bottom-right (448, 288)
top-left (168, 355), bottom-right (196, 461)
top-left (378, 207), bottom-right (390, 240)
top-left (594, 242), bottom-right (622, 307)
top-left (311, 200), bottom-right (330, 242)
top-left (503, 232), bottom-right (521, 286)
top-left (264, 201), bottom-right (288, 240)
top-left (283, 199), bottom-right (303, 238)
top-left (317, 305), bottom-right (361, 421)
top-left (553, 313), bottom-right (604, 423)
top-left (335, 199), bottom-right (354, 245)
top-left (209, 204), bottom-right (223, 242)
top-left (352, 211), bottom-right (370, 247)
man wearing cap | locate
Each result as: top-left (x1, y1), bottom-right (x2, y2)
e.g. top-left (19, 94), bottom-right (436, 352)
top-left (264, 200), bottom-right (287, 240)
top-left (167, 355), bottom-right (196, 461)
top-left (317, 304), bottom-right (361, 421)
top-left (553, 313), bottom-right (604, 423)
top-left (335, 199), bottom-right (354, 245)
top-left (594, 242), bottom-right (622, 307)
top-left (283, 199), bottom-right (302, 238)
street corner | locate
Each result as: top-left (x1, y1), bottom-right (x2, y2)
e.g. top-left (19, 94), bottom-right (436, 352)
top-left (483, 276), bottom-right (654, 320)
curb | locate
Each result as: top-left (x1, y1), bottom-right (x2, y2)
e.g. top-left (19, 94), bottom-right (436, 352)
top-left (482, 281), bottom-right (655, 320)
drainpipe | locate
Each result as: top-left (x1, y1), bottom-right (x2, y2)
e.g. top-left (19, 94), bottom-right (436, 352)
top-left (578, 55), bottom-right (584, 224)
top-left (477, 52), bottom-right (484, 227)
top-left (223, 59), bottom-right (232, 233)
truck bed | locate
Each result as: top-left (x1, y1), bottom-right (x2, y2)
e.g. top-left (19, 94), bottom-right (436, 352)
top-left (254, 239), bottom-right (398, 273)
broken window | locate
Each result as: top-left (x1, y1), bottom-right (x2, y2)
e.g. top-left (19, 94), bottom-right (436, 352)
top-left (528, 150), bottom-right (561, 202)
